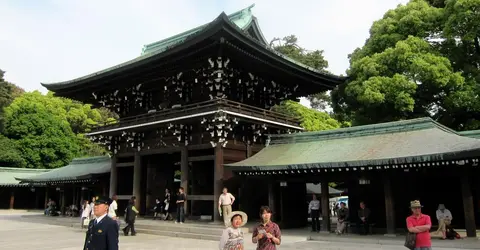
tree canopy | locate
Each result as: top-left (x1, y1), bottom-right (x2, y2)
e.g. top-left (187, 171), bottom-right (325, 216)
top-left (0, 70), bottom-right (24, 132)
top-left (333, 0), bottom-right (480, 130)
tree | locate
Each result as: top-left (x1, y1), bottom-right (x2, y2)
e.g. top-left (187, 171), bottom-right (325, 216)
top-left (0, 135), bottom-right (26, 168)
top-left (270, 35), bottom-right (332, 111)
top-left (272, 100), bottom-right (341, 131)
top-left (0, 69), bottom-right (25, 132)
top-left (333, 0), bottom-right (480, 130)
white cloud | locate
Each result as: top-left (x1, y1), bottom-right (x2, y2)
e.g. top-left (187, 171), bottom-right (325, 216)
top-left (0, 0), bottom-right (408, 92)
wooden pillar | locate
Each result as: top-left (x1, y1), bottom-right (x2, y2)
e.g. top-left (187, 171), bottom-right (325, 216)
top-left (35, 190), bottom-right (40, 209)
top-left (213, 144), bottom-right (224, 222)
top-left (44, 188), bottom-right (49, 209)
top-left (133, 152), bottom-right (142, 211)
top-left (181, 147), bottom-right (189, 215)
top-left (246, 143), bottom-right (252, 158)
top-left (268, 181), bottom-right (276, 221)
top-left (320, 182), bottom-right (330, 232)
top-left (461, 173), bottom-right (476, 237)
top-left (61, 189), bottom-right (65, 215)
top-left (109, 156), bottom-right (117, 198)
top-left (9, 190), bottom-right (15, 210)
top-left (383, 175), bottom-right (396, 236)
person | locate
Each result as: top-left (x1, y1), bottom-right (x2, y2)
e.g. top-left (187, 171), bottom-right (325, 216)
top-left (436, 204), bottom-right (452, 239)
top-left (153, 198), bottom-right (162, 220)
top-left (218, 211), bottom-right (248, 250)
top-left (45, 198), bottom-right (56, 216)
top-left (81, 200), bottom-right (91, 229)
top-left (357, 201), bottom-right (371, 235)
top-left (406, 200), bottom-right (432, 250)
top-left (90, 196), bottom-right (96, 220)
top-left (176, 187), bottom-right (186, 224)
top-left (123, 197), bottom-right (138, 236)
top-left (308, 194), bottom-right (320, 232)
top-left (164, 188), bottom-right (171, 220)
top-left (218, 187), bottom-right (235, 227)
top-left (83, 195), bottom-right (119, 250)
top-left (335, 202), bottom-right (349, 235)
top-left (252, 206), bottom-right (281, 250)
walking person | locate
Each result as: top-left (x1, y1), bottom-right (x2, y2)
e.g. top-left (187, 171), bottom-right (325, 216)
top-left (83, 196), bottom-right (119, 250)
top-left (218, 211), bottom-right (248, 250)
top-left (406, 200), bottom-right (432, 250)
top-left (252, 206), bottom-right (281, 250)
top-left (164, 188), bottom-right (171, 220)
top-left (218, 187), bottom-right (235, 227)
top-left (153, 198), bottom-right (162, 220)
top-left (80, 200), bottom-right (91, 229)
top-left (176, 187), bottom-right (186, 224)
top-left (123, 197), bottom-right (138, 236)
top-left (308, 194), bottom-right (320, 232)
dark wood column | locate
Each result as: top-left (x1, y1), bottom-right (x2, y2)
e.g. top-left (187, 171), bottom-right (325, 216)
top-left (213, 145), bottom-right (224, 222)
top-left (321, 182), bottom-right (331, 232)
top-left (133, 152), bottom-right (142, 212)
top-left (268, 180), bottom-right (276, 221)
top-left (9, 190), bottom-right (15, 210)
top-left (461, 173), bottom-right (477, 237)
top-left (383, 175), bottom-right (396, 236)
top-left (109, 156), bottom-right (117, 197)
top-left (181, 147), bottom-right (189, 215)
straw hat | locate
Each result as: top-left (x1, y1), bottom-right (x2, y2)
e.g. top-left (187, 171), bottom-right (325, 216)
top-left (410, 200), bottom-right (423, 208)
top-left (227, 211), bottom-right (248, 227)
top-left (438, 204), bottom-right (446, 210)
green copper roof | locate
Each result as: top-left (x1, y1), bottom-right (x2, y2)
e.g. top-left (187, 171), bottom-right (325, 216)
top-left (141, 4), bottom-right (265, 55)
top-left (0, 167), bottom-right (49, 187)
top-left (226, 117), bottom-right (480, 171)
top-left (459, 130), bottom-right (480, 139)
top-left (16, 156), bottom-right (111, 183)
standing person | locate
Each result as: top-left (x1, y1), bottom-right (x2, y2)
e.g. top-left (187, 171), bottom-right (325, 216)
top-left (436, 204), bottom-right (452, 240)
top-left (219, 211), bottom-right (248, 250)
top-left (90, 196), bottom-right (96, 220)
top-left (218, 187), bottom-right (235, 227)
top-left (176, 187), bottom-right (186, 224)
top-left (308, 194), bottom-right (320, 232)
top-left (164, 188), bottom-right (171, 220)
top-left (252, 206), bottom-right (281, 250)
top-left (108, 195), bottom-right (118, 219)
top-left (83, 196), bottom-right (119, 250)
top-left (335, 202), bottom-right (349, 235)
top-left (357, 201), bottom-right (371, 235)
top-left (123, 197), bottom-right (138, 236)
top-left (406, 200), bottom-right (432, 250)
top-left (81, 200), bottom-right (91, 229)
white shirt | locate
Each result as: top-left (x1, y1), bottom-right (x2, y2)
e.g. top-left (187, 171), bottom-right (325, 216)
top-left (309, 199), bottom-right (320, 213)
top-left (108, 200), bottom-right (118, 217)
top-left (95, 213), bottom-right (108, 224)
top-left (219, 193), bottom-right (235, 206)
top-left (436, 209), bottom-right (452, 221)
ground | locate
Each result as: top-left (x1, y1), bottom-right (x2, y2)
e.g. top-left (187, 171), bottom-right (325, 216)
top-left (0, 212), bottom-right (478, 250)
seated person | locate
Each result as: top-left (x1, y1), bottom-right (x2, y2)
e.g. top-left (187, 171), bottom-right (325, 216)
top-left (357, 201), bottom-right (371, 235)
top-left (435, 204), bottom-right (452, 239)
top-left (335, 202), bottom-right (349, 234)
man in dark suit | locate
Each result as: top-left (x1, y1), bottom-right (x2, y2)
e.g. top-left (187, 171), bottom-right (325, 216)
top-left (84, 195), bottom-right (119, 250)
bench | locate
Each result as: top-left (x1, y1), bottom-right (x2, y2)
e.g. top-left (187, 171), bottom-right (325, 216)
top-left (348, 222), bottom-right (375, 234)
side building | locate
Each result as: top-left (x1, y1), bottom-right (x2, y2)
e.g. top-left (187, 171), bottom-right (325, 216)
top-left (40, 5), bottom-right (346, 221)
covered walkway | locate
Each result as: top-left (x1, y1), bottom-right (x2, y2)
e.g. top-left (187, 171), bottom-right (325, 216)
top-left (226, 117), bottom-right (480, 237)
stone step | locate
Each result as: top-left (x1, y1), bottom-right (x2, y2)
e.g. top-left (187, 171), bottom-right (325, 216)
top-left (135, 228), bottom-right (220, 241)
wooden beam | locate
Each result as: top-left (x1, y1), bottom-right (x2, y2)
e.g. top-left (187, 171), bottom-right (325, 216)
top-left (181, 147), bottom-right (189, 215)
top-left (383, 175), bottom-right (396, 236)
top-left (214, 145), bottom-right (224, 222)
top-left (187, 144), bottom-right (212, 151)
top-left (188, 155), bottom-right (214, 162)
top-left (9, 190), bottom-right (14, 210)
top-left (139, 147), bottom-right (180, 156)
top-left (320, 182), bottom-right (331, 232)
top-left (461, 173), bottom-right (477, 237)
top-left (116, 162), bottom-right (134, 167)
top-left (188, 195), bottom-right (214, 201)
top-left (109, 156), bottom-right (117, 197)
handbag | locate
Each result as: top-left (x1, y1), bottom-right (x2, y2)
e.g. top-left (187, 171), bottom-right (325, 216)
top-left (404, 232), bottom-right (416, 249)
top-left (83, 217), bottom-right (90, 226)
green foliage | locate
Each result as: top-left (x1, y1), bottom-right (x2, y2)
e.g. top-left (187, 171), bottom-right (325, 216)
top-left (333, 0), bottom-right (480, 130)
top-left (0, 135), bottom-right (26, 168)
top-left (273, 100), bottom-right (341, 131)
top-left (270, 35), bottom-right (333, 111)
top-left (2, 91), bottom-right (110, 168)
top-left (0, 69), bottom-right (25, 132)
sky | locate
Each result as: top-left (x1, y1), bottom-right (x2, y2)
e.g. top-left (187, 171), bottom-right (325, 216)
top-left (0, 0), bottom-right (409, 97)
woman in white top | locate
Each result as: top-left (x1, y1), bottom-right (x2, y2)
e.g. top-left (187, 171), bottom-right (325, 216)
top-left (218, 211), bottom-right (247, 250)
top-left (89, 196), bottom-right (96, 219)
top-left (80, 200), bottom-right (91, 229)
top-left (108, 195), bottom-right (118, 218)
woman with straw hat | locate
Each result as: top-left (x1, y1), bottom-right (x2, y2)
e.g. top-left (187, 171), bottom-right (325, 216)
top-left (218, 211), bottom-right (248, 250)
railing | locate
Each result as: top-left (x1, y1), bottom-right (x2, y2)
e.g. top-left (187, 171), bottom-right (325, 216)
top-left (88, 99), bottom-right (301, 133)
